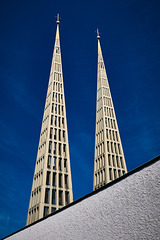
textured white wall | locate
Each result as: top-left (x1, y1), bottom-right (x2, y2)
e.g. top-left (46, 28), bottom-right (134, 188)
top-left (6, 159), bottom-right (160, 240)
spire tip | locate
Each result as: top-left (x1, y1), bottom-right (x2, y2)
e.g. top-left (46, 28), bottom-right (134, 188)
top-left (56, 13), bottom-right (60, 24)
top-left (97, 28), bottom-right (100, 39)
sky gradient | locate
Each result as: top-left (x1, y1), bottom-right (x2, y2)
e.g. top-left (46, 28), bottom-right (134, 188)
top-left (0, 0), bottom-right (160, 238)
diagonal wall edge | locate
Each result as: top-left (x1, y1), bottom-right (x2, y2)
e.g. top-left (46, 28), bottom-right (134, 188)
top-left (2, 155), bottom-right (160, 240)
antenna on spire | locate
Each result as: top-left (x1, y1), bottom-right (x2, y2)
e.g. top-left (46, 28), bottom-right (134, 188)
top-left (56, 13), bottom-right (60, 24)
top-left (96, 28), bottom-right (100, 39)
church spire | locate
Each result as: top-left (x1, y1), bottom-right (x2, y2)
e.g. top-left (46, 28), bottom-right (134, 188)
top-left (26, 15), bottom-right (73, 225)
top-left (93, 30), bottom-right (127, 190)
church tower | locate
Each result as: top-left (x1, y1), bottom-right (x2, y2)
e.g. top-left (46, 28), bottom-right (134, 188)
top-left (26, 15), bottom-right (73, 225)
top-left (93, 30), bottom-right (127, 190)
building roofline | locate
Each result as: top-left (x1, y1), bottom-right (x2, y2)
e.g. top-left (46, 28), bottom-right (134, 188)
top-left (2, 154), bottom-right (160, 240)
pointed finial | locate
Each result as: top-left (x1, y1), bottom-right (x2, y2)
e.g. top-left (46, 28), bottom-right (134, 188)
top-left (56, 13), bottom-right (60, 24)
top-left (97, 29), bottom-right (100, 39)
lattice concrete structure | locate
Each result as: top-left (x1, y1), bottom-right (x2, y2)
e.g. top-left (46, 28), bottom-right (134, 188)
top-left (93, 30), bottom-right (127, 190)
top-left (26, 15), bottom-right (73, 225)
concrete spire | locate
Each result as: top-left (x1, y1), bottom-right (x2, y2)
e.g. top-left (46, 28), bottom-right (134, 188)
top-left (93, 31), bottom-right (127, 190)
top-left (26, 15), bottom-right (73, 225)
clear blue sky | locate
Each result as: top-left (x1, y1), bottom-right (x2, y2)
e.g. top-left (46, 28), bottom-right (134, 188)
top-left (0, 0), bottom-right (160, 238)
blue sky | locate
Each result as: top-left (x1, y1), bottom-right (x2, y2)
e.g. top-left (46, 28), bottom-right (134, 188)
top-left (0, 0), bottom-right (160, 238)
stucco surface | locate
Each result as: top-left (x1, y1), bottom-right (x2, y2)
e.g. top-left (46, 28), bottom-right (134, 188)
top-left (6, 160), bottom-right (160, 240)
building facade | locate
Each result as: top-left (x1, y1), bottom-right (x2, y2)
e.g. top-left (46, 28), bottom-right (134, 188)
top-left (93, 30), bottom-right (127, 190)
top-left (26, 15), bottom-right (73, 225)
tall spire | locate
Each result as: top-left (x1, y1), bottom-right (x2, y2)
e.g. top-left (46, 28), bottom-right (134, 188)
top-left (26, 14), bottom-right (73, 225)
top-left (93, 31), bottom-right (127, 190)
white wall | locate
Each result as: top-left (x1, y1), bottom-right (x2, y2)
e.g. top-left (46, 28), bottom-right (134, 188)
top-left (5, 158), bottom-right (160, 240)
